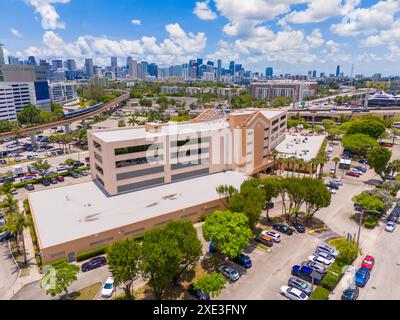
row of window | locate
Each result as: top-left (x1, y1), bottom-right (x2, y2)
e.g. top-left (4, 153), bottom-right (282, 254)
top-left (116, 155), bottom-right (163, 169)
top-left (115, 143), bottom-right (163, 156)
top-left (171, 137), bottom-right (210, 147)
top-left (170, 147), bottom-right (209, 159)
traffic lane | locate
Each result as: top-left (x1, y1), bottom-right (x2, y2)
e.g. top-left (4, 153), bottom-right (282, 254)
top-left (359, 225), bottom-right (400, 300)
top-left (0, 242), bottom-right (19, 299)
top-left (218, 232), bottom-right (322, 300)
top-left (12, 263), bottom-right (110, 300)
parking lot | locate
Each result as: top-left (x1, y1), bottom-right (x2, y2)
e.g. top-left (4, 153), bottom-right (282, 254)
top-left (216, 231), bottom-right (324, 300)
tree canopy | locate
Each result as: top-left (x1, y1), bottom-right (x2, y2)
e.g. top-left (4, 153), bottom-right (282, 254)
top-left (342, 133), bottom-right (378, 155)
top-left (367, 146), bottom-right (392, 180)
top-left (194, 273), bottom-right (227, 298)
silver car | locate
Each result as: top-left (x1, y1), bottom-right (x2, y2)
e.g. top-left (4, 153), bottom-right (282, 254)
top-left (316, 244), bottom-right (339, 257)
top-left (385, 222), bottom-right (396, 233)
top-left (219, 265), bottom-right (240, 282)
top-left (288, 277), bottom-right (312, 296)
top-left (262, 230), bottom-right (281, 243)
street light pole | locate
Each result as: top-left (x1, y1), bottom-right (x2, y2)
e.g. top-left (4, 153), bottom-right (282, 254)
top-left (356, 210), bottom-right (365, 254)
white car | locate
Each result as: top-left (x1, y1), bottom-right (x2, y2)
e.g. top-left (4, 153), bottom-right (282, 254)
top-left (280, 286), bottom-right (308, 301)
top-left (57, 165), bottom-right (67, 172)
top-left (385, 222), bottom-right (396, 233)
top-left (350, 168), bottom-right (362, 175)
top-left (308, 255), bottom-right (334, 267)
top-left (317, 244), bottom-right (339, 257)
top-left (261, 230), bottom-right (281, 243)
top-left (327, 187), bottom-right (336, 194)
top-left (15, 157), bottom-right (24, 162)
top-left (330, 168), bottom-right (336, 174)
top-left (314, 250), bottom-right (336, 265)
top-left (101, 277), bottom-right (114, 298)
top-left (331, 179), bottom-right (343, 186)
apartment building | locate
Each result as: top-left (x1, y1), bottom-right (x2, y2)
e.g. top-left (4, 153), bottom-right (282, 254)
top-left (88, 108), bottom-right (287, 196)
top-left (250, 80), bottom-right (317, 101)
top-left (49, 82), bottom-right (78, 103)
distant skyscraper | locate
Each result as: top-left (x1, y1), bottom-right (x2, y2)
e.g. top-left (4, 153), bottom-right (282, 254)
top-left (8, 56), bottom-right (20, 65)
top-left (266, 67), bottom-right (273, 79)
top-left (229, 61), bottom-right (235, 75)
top-left (141, 61), bottom-right (148, 78)
top-left (217, 59), bottom-right (222, 80)
top-left (85, 59), bottom-right (94, 77)
top-left (312, 70), bottom-right (317, 78)
top-left (129, 60), bottom-right (138, 79)
top-left (336, 65), bottom-right (340, 77)
top-left (0, 42), bottom-right (5, 65)
top-left (148, 63), bottom-right (158, 77)
top-left (28, 56), bottom-right (37, 66)
top-left (111, 57), bottom-right (118, 68)
top-left (52, 59), bottom-right (63, 69)
top-left (65, 59), bottom-right (77, 71)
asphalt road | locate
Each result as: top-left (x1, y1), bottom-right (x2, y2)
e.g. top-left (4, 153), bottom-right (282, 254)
top-left (0, 242), bottom-right (19, 299)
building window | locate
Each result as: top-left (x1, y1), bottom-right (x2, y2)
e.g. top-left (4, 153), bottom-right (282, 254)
top-left (171, 158), bottom-right (209, 170)
top-left (93, 140), bottom-right (102, 151)
top-left (171, 137), bottom-right (209, 147)
top-left (95, 163), bottom-right (104, 175)
top-left (124, 228), bottom-right (145, 236)
top-left (115, 143), bottom-right (163, 156)
top-left (171, 148), bottom-right (209, 159)
top-left (117, 177), bottom-right (165, 193)
top-left (116, 155), bottom-right (163, 169)
top-left (155, 220), bottom-right (173, 227)
top-left (94, 152), bottom-right (103, 164)
top-left (272, 119), bottom-right (279, 126)
top-left (205, 206), bottom-right (220, 212)
top-left (171, 168), bottom-right (209, 182)
top-left (181, 212), bottom-right (198, 219)
top-left (96, 175), bottom-right (104, 186)
top-left (90, 237), bottom-right (113, 247)
top-left (116, 166), bottom-right (164, 181)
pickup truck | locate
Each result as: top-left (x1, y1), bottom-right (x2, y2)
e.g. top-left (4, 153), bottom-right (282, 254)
top-left (291, 265), bottom-right (324, 285)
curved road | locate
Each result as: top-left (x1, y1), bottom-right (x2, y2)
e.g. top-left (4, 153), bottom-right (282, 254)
top-left (0, 92), bottom-right (130, 139)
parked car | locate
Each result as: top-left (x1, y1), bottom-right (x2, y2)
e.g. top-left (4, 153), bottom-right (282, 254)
top-left (187, 284), bottom-right (211, 300)
top-left (292, 221), bottom-right (305, 233)
top-left (341, 286), bottom-right (359, 300)
top-left (331, 179), bottom-right (343, 186)
top-left (354, 166), bottom-right (367, 173)
top-left (328, 181), bottom-right (340, 190)
top-left (25, 184), bottom-right (35, 191)
top-left (71, 172), bottom-right (79, 178)
top-left (218, 264), bottom-right (240, 282)
top-left (0, 159), bottom-right (7, 165)
top-left (385, 221), bottom-right (396, 233)
top-left (346, 171), bottom-right (360, 177)
top-left (385, 174), bottom-right (396, 181)
top-left (361, 255), bottom-right (375, 271)
top-left (291, 265), bottom-right (324, 285)
top-left (327, 186), bottom-right (337, 194)
top-left (57, 166), bottom-right (67, 172)
top-left (56, 176), bottom-right (65, 182)
top-left (0, 230), bottom-right (12, 243)
top-left (330, 168), bottom-right (336, 175)
top-left (81, 256), bottom-right (107, 272)
top-left (287, 277), bottom-right (312, 296)
top-left (302, 260), bottom-right (327, 275)
top-left (315, 249), bottom-right (337, 263)
top-left (272, 223), bottom-right (293, 236)
top-left (209, 240), bottom-right (218, 253)
top-left (308, 254), bottom-right (334, 267)
top-left (50, 178), bottom-right (58, 185)
top-left (101, 277), bottom-right (115, 298)
top-left (350, 168), bottom-right (362, 174)
top-left (232, 254), bottom-right (252, 269)
top-left (280, 286), bottom-right (308, 301)
top-left (354, 267), bottom-right (370, 287)
top-left (317, 244), bottom-right (339, 257)
top-left (261, 230), bottom-right (281, 243)
top-left (80, 170), bottom-right (89, 176)
top-left (41, 179), bottom-right (51, 187)
top-left (359, 158), bottom-right (368, 164)
top-left (255, 234), bottom-right (274, 247)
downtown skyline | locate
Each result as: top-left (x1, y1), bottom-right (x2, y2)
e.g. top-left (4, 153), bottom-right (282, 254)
top-left (0, 0), bottom-right (400, 76)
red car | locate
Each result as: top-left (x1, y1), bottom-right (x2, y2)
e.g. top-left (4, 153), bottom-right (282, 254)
top-left (346, 171), bottom-right (360, 177)
top-left (362, 255), bottom-right (375, 270)
top-left (56, 176), bottom-right (65, 182)
top-left (25, 172), bottom-right (37, 178)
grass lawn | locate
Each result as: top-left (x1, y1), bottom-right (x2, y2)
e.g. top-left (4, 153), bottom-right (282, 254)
top-left (309, 286), bottom-right (330, 300)
top-left (170, 116), bottom-right (191, 122)
top-left (328, 238), bottom-right (351, 250)
top-left (72, 283), bottom-right (102, 300)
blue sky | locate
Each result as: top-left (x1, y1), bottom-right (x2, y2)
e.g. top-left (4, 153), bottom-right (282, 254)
top-left (1, 0), bottom-right (400, 76)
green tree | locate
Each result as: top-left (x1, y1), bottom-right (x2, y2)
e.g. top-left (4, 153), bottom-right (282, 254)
top-left (367, 146), bottom-right (392, 181)
top-left (260, 178), bottom-right (282, 221)
top-left (17, 104), bottom-right (41, 125)
top-left (118, 120), bottom-right (126, 128)
top-left (194, 273), bottom-right (227, 298)
top-left (304, 178), bottom-right (331, 220)
top-left (0, 120), bottom-right (15, 133)
top-left (164, 221), bottom-right (202, 284)
top-left (347, 118), bottom-right (386, 139)
top-left (140, 228), bottom-right (182, 300)
top-left (139, 98), bottom-right (153, 107)
top-left (202, 210), bottom-right (252, 258)
top-left (42, 261), bottom-right (79, 298)
top-left (32, 159), bottom-right (51, 178)
top-left (342, 134), bottom-right (378, 156)
top-left (107, 239), bottom-right (141, 299)
top-left (216, 185), bottom-right (238, 208)
top-left (353, 193), bottom-right (385, 213)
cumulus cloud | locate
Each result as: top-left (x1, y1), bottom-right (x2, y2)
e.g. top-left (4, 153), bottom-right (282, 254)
top-left (16, 24), bottom-right (207, 67)
top-left (10, 28), bottom-right (23, 38)
top-left (26, 0), bottom-right (70, 30)
top-left (131, 19), bottom-right (141, 26)
top-left (331, 0), bottom-right (400, 36)
top-left (193, 1), bottom-right (217, 20)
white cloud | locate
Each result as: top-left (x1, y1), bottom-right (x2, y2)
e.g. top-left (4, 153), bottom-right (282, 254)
top-left (15, 24), bottom-right (207, 67)
top-left (362, 20), bottom-right (400, 47)
top-left (26, 0), bottom-right (70, 30)
top-left (307, 28), bottom-right (325, 48)
top-left (331, 0), bottom-right (400, 36)
top-left (131, 19), bottom-right (141, 26)
top-left (193, 1), bottom-right (217, 20)
top-left (10, 28), bottom-right (23, 38)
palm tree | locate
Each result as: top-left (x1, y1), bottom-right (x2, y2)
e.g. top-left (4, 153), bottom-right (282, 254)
top-left (317, 156), bottom-right (327, 179)
top-left (288, 157), bottom-right (297, 178)
top-left (311, 158), bottom-right (319, 179)
top-left (128, 114), bottom-right (140, 126)
top-left (11, 125), bottom-right (22, 144)
top-left (0, 195), bottom-right (19, 217)
top-left (297, 159), bottom-right (305, 178)
top-left (271, 150), bottom-right (279, 175)
top-left (276, 158), bottom-right (284, 176)
top-left (333, 157), bottom-right (340, 176)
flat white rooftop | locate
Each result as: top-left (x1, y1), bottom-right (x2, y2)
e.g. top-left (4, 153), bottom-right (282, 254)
top-left (29, 171), bottom-right (247, 249)
top-left (275, 133), bottom-right (326, 162)
top-left (91, 119), bottom-right (229, 143)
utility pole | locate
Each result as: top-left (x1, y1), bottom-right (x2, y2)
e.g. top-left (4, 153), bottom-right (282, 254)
top-left (356, 210), bottom-right (365, 254)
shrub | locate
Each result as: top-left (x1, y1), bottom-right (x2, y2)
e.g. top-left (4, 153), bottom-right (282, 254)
top-left (23, 199), bottom-right (31, 214)
top-left (321, 262), bottom-right (343, 291)
top-left (48, 258), bottom-right (67, 268)
top-left (76, 246), bottom-right (108, 262)
top-left (310, 286), bottom-right (330, 300)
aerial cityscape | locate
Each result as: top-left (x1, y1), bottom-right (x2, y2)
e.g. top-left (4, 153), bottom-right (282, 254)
top-left (0, 0), bottom-right (400, 305)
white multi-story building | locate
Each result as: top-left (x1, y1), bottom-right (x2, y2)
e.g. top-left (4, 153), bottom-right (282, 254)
top-left (0, 82), bottom-right (42, 121)
top-left (49, 82), bottom-right (78, 103)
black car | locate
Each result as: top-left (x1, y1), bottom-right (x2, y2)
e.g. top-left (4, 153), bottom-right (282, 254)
top-left (25, 184), bottom-right (35, 191)
top-left (50, 178), bottom-right (58, 184)
top-left (81, 256), bottom-right (107, 272)
top-left (272, 223), bottom-right (293, 236)
top-left (187, 284), bottom-right (210, 300)
top-left (292, 221), bottom-right (305, 233)
top-left (0, 231), bottom-right (12, 243)
top-left (341, 287), bottom-right (359, 300)
top-left (41, 180), bottom-right (51, 187)
top-left (71, 172), bottom-right (79, 178)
